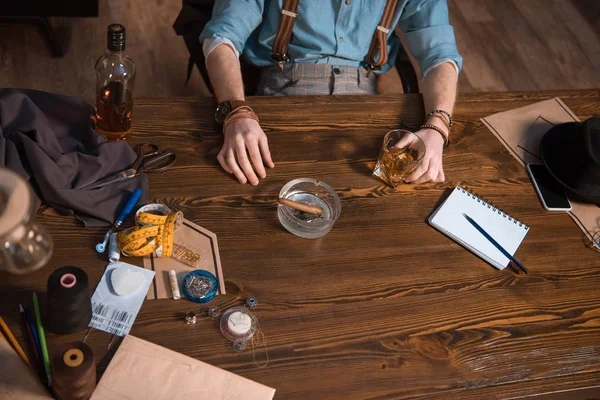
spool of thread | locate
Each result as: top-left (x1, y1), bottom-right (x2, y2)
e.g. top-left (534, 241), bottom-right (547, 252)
top-left (108, 232), bottom-right (120, 263)
top-left (219, 306), bottom-right (257, 342)
top-left (51, 341), bottom-right (96, 400)
top-left (47, 266), bottom-right (92, 335)
top-left (168, 270), bottom-right (180, 300)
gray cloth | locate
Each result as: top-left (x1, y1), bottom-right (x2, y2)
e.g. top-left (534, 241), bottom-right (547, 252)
top-left (0, 89), bottom-right (149, 227)
top-left (256, 63), bottom-right (377, 96)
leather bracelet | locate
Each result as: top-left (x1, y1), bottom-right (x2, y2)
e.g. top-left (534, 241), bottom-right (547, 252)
top-left (228, 105), bottom-right (254, 118)
top-left (427, 114), bottom-right (450, 130)
top-left (420, 124), bottom-right (449, 148)
top-left (426, 109), bottom-right (453, 128)
top-left (225, 111), bottom-right (258, 126)
top-left (223, 110), bottom-right (259, 133)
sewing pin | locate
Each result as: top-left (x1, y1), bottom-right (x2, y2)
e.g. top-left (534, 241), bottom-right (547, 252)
top-left (82, 327), bottom-right (92, 343)
top-left (107, 334), bottom-right (117, 350)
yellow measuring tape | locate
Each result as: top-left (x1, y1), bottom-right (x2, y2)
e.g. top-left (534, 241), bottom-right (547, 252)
top-left (117, 208), bottom-right (183, 258)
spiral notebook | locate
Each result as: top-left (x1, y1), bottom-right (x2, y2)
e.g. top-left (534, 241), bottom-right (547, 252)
top-left (429, 187), bottom-right (530, 270)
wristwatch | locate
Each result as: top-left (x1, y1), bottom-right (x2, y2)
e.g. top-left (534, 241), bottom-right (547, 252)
top-left (214, 100), bottom-right (248, 124)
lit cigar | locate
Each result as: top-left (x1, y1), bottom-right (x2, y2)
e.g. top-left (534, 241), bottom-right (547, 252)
top-left (278, 198), bottom-right (323, 216)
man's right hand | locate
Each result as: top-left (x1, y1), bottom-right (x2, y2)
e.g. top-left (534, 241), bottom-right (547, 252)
top-left (217, 117), bottom-right (274, 186)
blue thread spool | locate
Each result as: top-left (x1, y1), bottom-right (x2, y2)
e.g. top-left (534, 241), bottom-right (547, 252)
top-left (182, 270), bottom-right (218, 303)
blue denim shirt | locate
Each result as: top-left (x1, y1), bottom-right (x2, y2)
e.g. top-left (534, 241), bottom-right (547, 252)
top-left (200, 0), bottom-right (462, 76)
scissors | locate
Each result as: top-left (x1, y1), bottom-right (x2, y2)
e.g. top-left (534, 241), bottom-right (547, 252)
top-left (81, 144), bottom-right (176, 190)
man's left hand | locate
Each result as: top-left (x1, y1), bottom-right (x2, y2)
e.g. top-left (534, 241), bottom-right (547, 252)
top-left (403, 128), bottom-right (446, 184)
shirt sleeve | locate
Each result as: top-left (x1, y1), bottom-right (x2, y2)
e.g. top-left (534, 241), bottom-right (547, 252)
top-left (202, 37), bottom-right (241, 64)
top-left (397, 0), bottom-right (463, 77)
top-left (199, 0), bottom-right (265, 55)
top-left (422, 59), bottom-right (459, 78)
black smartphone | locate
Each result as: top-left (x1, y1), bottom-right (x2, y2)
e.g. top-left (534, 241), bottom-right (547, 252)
top-left (527, 164), bottom-right (572, 211)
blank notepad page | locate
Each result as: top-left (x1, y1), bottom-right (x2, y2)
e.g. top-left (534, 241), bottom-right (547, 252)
top-left (429, 187), bottom-right (529, 270)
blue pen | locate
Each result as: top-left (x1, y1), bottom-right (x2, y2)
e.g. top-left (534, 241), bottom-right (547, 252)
top-left (23, 306), bottom-right (42, 357)
top-left (96, 188), bottom-right (143, 253)
top-left (463, 213), bottom-right (528, 274)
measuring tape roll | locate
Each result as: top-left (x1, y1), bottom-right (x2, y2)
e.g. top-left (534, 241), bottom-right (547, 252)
top-left (118, 204), bottom-right (183, 258)
top-left (135, 204), bottom-right (171, 226)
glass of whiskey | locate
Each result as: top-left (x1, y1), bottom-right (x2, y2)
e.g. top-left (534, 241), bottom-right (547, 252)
top-left (373, 129), bottom-right (426, 187)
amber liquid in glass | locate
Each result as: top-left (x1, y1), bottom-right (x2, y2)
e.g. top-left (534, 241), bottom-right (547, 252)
top-left (375, 146), bottom-right (419, 187)
top-left (95, 81), bottom-right (133, 141)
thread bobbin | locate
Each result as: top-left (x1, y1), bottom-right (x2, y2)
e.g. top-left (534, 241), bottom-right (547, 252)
top-left (51, 341), bottom-right (96, 400)
top-left (47, 266), bottom-right (92, 335)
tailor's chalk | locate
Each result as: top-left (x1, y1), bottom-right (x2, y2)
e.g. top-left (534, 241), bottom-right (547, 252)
top-left (168, 270), bottom-right (180, 300)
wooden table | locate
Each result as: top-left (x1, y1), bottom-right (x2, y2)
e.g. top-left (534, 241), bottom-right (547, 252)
top-left (2, 91), bottom-right (600, 399)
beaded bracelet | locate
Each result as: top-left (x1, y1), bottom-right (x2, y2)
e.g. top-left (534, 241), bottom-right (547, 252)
top-left (420, 123), bottom-right (449, 148)
top-left (427, 113), bottom-right (450, 130)
top-left (426, 109), bottom-right (453, 128)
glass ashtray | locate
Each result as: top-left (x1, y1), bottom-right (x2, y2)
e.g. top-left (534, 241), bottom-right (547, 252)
top-left (278, 178), bottom-right (341, 239)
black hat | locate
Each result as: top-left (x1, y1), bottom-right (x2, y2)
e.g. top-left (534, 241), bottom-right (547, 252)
top-left (540, 117), bottom-right (600, 206)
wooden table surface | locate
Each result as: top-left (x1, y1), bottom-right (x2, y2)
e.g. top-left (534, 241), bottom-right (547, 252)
top-left (1, 90), bottom-right (600, 400)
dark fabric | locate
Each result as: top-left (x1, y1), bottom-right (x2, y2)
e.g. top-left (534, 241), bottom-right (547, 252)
top-left (0, 88), bottom-right (149, 227)
top-left (173, 0), bottom-right (214, 88)
top-left (541, 117), bottom-right (600, 206)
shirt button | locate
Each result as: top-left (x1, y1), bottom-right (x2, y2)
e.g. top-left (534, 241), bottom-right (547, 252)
top-left (339, 37), bottom-right (344, 42)
top-left (333, 68), bottom-right (342, 75)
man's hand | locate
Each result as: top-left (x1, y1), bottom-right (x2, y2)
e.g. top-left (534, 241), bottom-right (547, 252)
top-left (403, 128), bottom-right (446, 184)
top-left (217, 117), bottom-right (274, 185)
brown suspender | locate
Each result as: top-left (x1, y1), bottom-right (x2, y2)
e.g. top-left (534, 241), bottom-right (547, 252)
top-left (365, 0), bottom-right (399, 72)
top-left (271, 0), bottom-right (300, 70)
top-left (271, 0), bottom-right (399, 72)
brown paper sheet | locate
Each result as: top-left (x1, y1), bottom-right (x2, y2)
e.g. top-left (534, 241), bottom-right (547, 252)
top-left (481, 98), bottom-right (600, 242)
top-left (143, 219), bottom-right (226, 300)
top-left (0, 334), bottom-right (53, 399)
top-left (90, 335), bottom-right (276, 400)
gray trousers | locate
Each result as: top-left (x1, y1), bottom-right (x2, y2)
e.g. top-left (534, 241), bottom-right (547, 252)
top-left (255, 63), bottom-right (377, 96)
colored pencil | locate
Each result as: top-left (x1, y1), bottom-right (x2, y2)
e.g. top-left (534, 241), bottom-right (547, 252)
top-left (463, 213), bottom-right (528, 274)
top-left (0, 315), bottom-right (30, 366)
top-left (23, 305), bottom-right (42, 360)
top-left (20, 304), bottom-right (45, 383)
top-left (32, 292), bottom-right (52, 386)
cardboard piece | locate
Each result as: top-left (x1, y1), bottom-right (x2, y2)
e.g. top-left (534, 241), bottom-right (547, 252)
top-left (0, 334), bottom-right (53, 399)
top-left (143, 219), bottom-right (226, 300)
top-left (90, 335), bottom-right (275, 400)
top-left (481, 98), bottom-right (600, 243)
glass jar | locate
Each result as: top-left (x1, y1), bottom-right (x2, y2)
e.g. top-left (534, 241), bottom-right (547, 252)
top-left (0, 169), bottom-right (53, 274)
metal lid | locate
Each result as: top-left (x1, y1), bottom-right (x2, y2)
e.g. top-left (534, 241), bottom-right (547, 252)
top-left (107, 24), bottom-right (126, 52)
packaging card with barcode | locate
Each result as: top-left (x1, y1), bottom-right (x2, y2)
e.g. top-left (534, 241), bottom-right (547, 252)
top-left (89, 262), bottom-right (155, 336)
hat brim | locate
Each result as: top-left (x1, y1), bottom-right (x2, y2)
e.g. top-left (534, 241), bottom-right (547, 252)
top-left (541, 122), bottom-right (600, 206)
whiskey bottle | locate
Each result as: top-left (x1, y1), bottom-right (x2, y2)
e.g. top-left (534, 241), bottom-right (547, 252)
top-left (95, 24), bottom-right (136, 141)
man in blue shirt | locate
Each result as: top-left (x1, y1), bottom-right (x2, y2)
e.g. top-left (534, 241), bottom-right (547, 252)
top-left (200, 0), bottom-right (462, 186)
